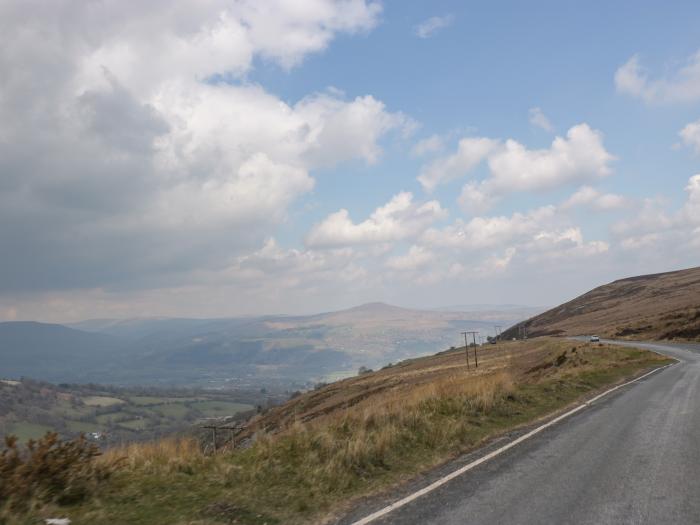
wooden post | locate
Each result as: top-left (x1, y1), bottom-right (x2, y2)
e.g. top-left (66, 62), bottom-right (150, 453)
top-left (461, 332), bottom-right (470, 370)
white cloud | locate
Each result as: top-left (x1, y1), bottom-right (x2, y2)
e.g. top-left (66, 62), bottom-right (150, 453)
top-left (489, 247), bottom-right (516, 270)
top-left (228, 238), bottom-right (362, 286)
top-left (680, 119), bottom-right (700, 154)
top-left (613, 175), bottom-right (700, 254)
top-left (527, 228), bottom-right (609, 261)
top-left (431, 124), bottom-right (615, 213)
top-left (487, 124), bottom-right (614, 193)
top-left (683, 174), bottom-right (700, 224)
top-left (68, 0), bottom-right (382, 96)
top-left (418, 137), bottom-right (499, 192)
top-left (385, 245), bottom-right (435, 271)
top-left (0, 1), bottom-right (399, 295)
top-left (615, 52), bottom-right (700, 104)
top-left (408, 203), bottom-right (610, 287)
top-left (306, 192), bottom-right (447, 248)
top-left (529, 107), bottom-right (554, 132)
top-left (457, 181), bottom-right (495, 216)
top-left (422, 206), bottom-right (558, 250)
top-left (296, 93), bottom-right (412, 166)
top-left (415, 15), bottom-right (454, 39)
top-left (411, 134), bottom-right (445, 157)
top-left (561, 186), bottom-right (627, 211)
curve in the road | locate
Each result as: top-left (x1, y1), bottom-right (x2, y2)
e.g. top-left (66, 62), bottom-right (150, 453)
top-left (342, 341), bottom-right (700, 525)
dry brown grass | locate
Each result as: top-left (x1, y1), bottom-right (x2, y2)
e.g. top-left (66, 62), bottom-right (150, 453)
top-left (505, 265), bottom-right (700, 341)
top-left (100, 436), bottom-right (203, 473)
top-left (236, 340), bottom-right (545, 443)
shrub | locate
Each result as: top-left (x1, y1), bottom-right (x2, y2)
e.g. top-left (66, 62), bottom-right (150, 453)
top-left (0, 432), bottom-right (113, 514)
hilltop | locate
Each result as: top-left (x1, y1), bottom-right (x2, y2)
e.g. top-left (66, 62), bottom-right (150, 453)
top-left (503, 266), bottom-right (700, 340)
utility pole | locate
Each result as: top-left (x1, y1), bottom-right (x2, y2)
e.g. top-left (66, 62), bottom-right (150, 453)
top-left (466, 330), bottom-right (479, 368)
top-left (461, 331), bottom-right (470, 370)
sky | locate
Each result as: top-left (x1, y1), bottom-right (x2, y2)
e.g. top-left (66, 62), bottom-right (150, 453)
top-left (1, 0), bottom-right (700, 322)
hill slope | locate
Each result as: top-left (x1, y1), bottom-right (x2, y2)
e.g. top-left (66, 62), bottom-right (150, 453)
top-left (0, 322), bottom-right (126, 382)
top-left (503, 266), bottom-right (700, 340)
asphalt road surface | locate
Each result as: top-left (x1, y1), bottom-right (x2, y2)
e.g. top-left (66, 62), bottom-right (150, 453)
top-left (342, 341), bottom-right (700, 525)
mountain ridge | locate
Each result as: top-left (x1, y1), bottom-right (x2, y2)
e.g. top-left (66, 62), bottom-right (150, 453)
top-left (503, 266), bottom-right (700, 340)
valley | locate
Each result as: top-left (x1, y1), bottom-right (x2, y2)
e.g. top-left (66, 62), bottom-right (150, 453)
top-left (1, 303), bottom-right (539, 388)
top-left (0, 379), bottom-right (272, 444)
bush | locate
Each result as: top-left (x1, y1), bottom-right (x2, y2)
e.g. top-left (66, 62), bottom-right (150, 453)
top-left (0, 432), bottom-right (113, 514)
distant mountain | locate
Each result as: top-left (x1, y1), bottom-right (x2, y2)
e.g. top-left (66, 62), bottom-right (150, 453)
top-left (0, 321), bottom-right (126, 382)
top-left (503, 266), bottom-right (700, 340)
top-left (3, 303), bottom-right (535, 387)
top-left (433, 304), bottom-right (541, 312)
top-left (431, 304), bottom-right (545, 322)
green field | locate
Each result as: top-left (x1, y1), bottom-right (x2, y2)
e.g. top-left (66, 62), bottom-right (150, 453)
top-left (1, 380), bottom-right (263, 446)
top-left (83, 395), bottom-right (125, 407)
top-left (66, 420), bottom-right (100, 433)
top-left (191, 400), bottom-right (253, 417)
top-left (8, 422), bottom-right (54, 441)
top-left (119, 419), bottom-right (148, 430)
top-left (152, 403), bottom-right (190, 418)
top-left (96, 413), bottom-right (128, 425)
top-left (129, 396), bottom-right (202, 405)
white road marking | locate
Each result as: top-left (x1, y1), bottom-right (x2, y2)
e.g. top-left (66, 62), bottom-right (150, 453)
top-left (350, 363), bottom-right (674, 525)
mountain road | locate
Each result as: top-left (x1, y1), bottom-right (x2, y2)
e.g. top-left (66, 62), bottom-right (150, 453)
top-left (341, 341), bottom-right (700, 525)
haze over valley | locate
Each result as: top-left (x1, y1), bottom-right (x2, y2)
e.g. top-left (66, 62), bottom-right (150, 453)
top-left (0, 303), bottom-right (540, 388)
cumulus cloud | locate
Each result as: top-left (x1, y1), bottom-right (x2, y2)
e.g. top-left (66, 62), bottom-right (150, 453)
top-left (0, 1), bottom-right (400, 295)
top-left (613, 175), bottom-right (700, 254)
top-left (561, 186), bottom-right (628, 211)
top-left (486, 124), bottom-right (614, 192)
top-left (526, 228), bottom-right (609, 261)
top-left (422, 206), bottom-right (558, 250)
top-left (296, 93), bottom-right (413, 166)
top-left (615, 52), bottom-right (700, 104)
top-left (227, 238), bottom-right (363, 287)
top-left (418, 137), bottom-right (499, 192)
top-left (415, 15), bottom-right (454, 39)
top-left (407, 204), bottom-right (610, 286)
top-left (529, 107), bottom-right (554, 132)
top-left (679, 119), bottom-right (700, 153)
top-left (306, 192), bottom-right (447, 248)
top-left (411, 134), bottom-right (445, 157)
top-left (682, 174), bottom-right (700, 224)
top-left (423, 124), bottom-right (615, 212)
top-left (457, 182), bottom-right (496, 216)
top-left (385, 245), bottom-right (435, 271)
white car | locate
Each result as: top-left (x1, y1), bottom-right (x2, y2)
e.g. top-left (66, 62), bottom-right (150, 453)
top-left (589, 335), bottom-right (600, 342)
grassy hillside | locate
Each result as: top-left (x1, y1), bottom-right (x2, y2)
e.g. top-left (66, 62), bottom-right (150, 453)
top-left (503, 266), bottom-right (700, 341)
top-left (6, 338), bottom-right (670, 524)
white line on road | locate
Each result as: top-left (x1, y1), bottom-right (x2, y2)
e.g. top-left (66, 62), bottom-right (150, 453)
top-left (350, 363), bottom-right (675, 525)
